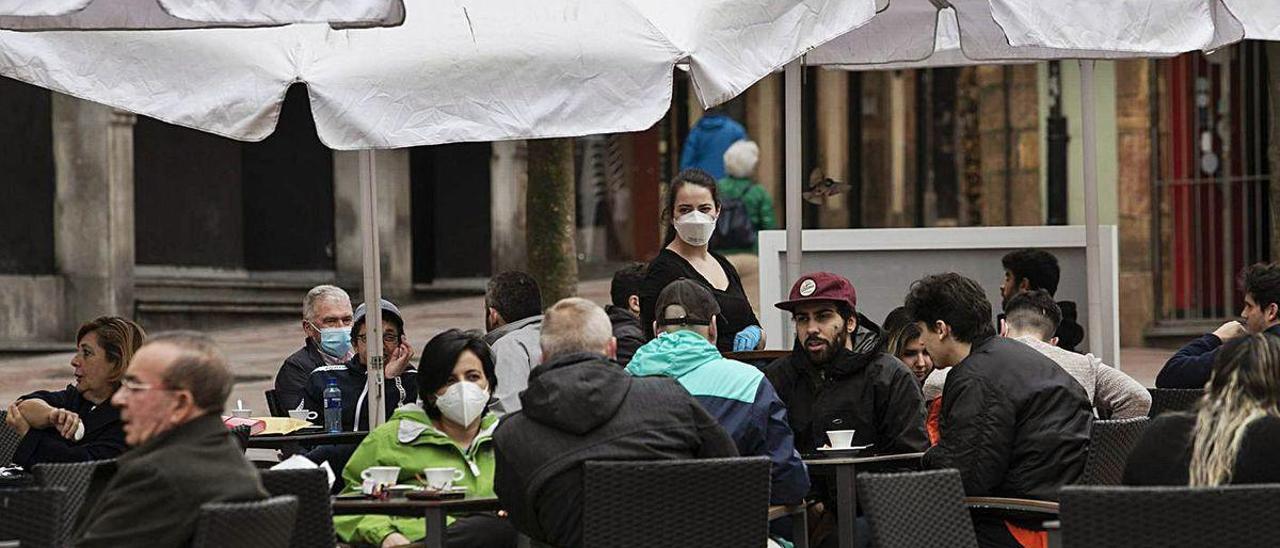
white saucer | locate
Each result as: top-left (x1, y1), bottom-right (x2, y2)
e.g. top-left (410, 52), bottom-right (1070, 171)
top-left (817, 444), bottom-right (872, 452)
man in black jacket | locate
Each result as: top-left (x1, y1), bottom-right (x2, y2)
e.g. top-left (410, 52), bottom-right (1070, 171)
top-left (493, 297), bottom-right (738, 548)
top-left (73, 332), bottom-right (267, 548)
top-left (1157, 262), bottom-right (1280, 388)
top-left (765, 272), bottom-right (928, 457)
top-left (906, 273), bottom-right (1091, 548)
top-left (606, 262), bottom-right (647, 366)
top-left (274, 284), bottom-right (355, 411)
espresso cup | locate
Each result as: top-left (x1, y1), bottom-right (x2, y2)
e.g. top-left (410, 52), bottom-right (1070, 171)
top-left (288, 409), bottom-right (318, 421)
top-left (422, 467), bottom-right (465, 491)
top-left (826, 429), bottom-right (857, 449)
top-left (361, 466), bottom-right (401, 488)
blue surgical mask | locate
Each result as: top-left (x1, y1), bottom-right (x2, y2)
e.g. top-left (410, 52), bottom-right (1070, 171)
top-left (311, 322), bottom-right (352, 358)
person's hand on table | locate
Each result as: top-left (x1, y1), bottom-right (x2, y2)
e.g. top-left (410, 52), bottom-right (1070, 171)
top-left (381, 532), bottom-right (413, 547)
top-left (733, 325), bottom-right (763, 352)
top-left (1212, 320), bottom-right (1248, 342)
top-left (5, 402), bottom-right (30, 437)
top-left (49, 408), bottom-right (82, 440)
top-left (384, 340), bottom-right (415, 379)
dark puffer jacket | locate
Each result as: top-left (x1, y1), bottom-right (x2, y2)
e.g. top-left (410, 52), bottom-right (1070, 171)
top-left (493, 352), bottom-right (737, 548)
top-left (924, 336), bottom-right (1093, 502)
top-left (765, 314), bottom-right (929, 457)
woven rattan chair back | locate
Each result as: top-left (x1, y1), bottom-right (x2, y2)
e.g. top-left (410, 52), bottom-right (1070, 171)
top-left (1078, 417), bottom-right (1148, 485)
top-left (33, 459), bottom-right (116, 545)
top-left (583, 457), bottom-right (770, 548)
top-left (191, 495), bottom-right (298, 548)
top-left (259, 468), bottom-right (336, 548)
top-left (1147, 388), bottom-right (1203, 417)
top-left (1061, 483), bottom-right (1280, 548)
top-left (0, 410), bottom-right (20, 465)
top-left (857, 469), bottom-right (979, 548)
top-left (0, 486), bottom-right (65, 547)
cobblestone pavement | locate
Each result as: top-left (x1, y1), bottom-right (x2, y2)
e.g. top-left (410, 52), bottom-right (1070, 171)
top-left (0, 273), bottom-right (1173, 411)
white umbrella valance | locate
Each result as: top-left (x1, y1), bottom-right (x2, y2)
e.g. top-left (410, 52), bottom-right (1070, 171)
top-left (0, 0), bottom-right (405, 30)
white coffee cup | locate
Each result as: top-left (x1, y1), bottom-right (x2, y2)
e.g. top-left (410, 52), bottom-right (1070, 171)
top-left (826, 429), bottom-right (857, 449)
top-left (422, 467), bottom-right (465, 491)
top-left (361, 466), bottom-right (401, 490)
top-left (230, 409), bottom-right (252, 419)
top-left (288, 409), bottom-right (318, 421)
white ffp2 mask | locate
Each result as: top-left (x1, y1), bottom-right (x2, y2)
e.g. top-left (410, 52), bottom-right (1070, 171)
top-left (436, 381), bottom-right (489, 427)
top-left (673, 210), bottom-right (717, 247)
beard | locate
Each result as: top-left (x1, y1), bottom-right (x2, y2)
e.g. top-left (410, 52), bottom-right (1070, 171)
top-left (803, 327), bottom-right (850, 365)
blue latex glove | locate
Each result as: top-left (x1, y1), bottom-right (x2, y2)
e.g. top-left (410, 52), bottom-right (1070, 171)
top-left (733, 325), bottom-right (763, 352)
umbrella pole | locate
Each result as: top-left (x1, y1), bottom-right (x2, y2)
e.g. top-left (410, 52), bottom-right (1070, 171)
top-left (785, 59), bottom-right (803, 290)
top-left (359, 149), bottom-right (387, 429)
top-left (1078, 60), bottom-right (1108, 364)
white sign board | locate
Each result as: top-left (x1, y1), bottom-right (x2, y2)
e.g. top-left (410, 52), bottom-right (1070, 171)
top-left (757, 226), bottom-right (1121, 367)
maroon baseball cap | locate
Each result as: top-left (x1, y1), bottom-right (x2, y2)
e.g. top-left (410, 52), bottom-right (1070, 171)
top-left (775, 272), bottom-right (857, 312)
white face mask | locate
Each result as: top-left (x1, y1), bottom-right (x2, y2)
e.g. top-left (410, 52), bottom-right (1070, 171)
top-left (435, 381), bottom-right (489, 427)
top-left (673, 210), bottom-right (717, 247)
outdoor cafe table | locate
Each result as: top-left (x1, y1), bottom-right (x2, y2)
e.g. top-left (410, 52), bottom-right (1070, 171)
top-left (804, 451), bottom-right (926, 548)
top-left (331, 495), bottom-right (503, 548)
top-left (245, 430), bottom-right (369, 450)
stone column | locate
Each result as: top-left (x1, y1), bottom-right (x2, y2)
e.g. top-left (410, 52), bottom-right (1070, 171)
top-left (53, 95), bottom-right (135, 329)
top-left (491, 140), bottom-right (529, 273)
top-left (1115, 60), bottom-right (1156, 346)
top-left (746, 73), bottom-right (783, 225)
top-left (816, 70), bottom-right (850, 228)
top-left (333, 150), bottom-right (413, 298)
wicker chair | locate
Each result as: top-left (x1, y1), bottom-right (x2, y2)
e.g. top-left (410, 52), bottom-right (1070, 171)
top-left (1147, 388), bottom-right (1203, 417)
top-left (1060, 483), bottom-right (1280, 548)
top-left (231, 424), bottom-right (253, 451)
top-left (259, 468), bottom-right (336, 548)
top-left (583, 457), bottom-right (770, 548)
top-left (857, 470), bottom-right (979, 548)
top-left (1077, 417), bottom-right (1148, 485)
top-left (33, 459), bottom-right (116, 545)
top-left (0, 486), bottom-right (65, 546)
top-left (0, 410), bottom-right (21, 465)
top-left (190, 495), bottom-right (298, 548)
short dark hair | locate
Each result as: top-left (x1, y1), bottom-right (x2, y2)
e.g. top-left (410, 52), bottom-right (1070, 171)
top-left (417, 329), bottom-right (496, 419)
top-left (1002, 249), bottom-right (1061, 296)
top-left (610, 263), bottom-right (647, 308)
top-left (904, 273), bottom-right (996, 344)
top-left (147, 331), bottom-right (233, 414)
top-left (1004, 289), bottom-right (1062, 340)
top-left (1242, 262), bottom-right (1280, 311)
top-left (486, 271), bottom-right (544, 323)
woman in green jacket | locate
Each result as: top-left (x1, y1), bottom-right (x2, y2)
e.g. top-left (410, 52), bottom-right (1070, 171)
top-left (335, 329), bottom-right (516, 547)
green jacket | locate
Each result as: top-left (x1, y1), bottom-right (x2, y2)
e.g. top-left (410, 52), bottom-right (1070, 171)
top-left (335, 405), bottom-right (500, 545)
top-left (716, 176), bottom-right (777, 254)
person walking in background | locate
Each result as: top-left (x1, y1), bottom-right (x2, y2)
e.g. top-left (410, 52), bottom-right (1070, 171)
top-left (1126, 334), bottom-right (1280, 486)
top-left (712, 140), bottom-right (776, 255)
top-left (275, 285), bottom-right (355, 411)
top-left (483, 271), bottom-right (544, 415)
top-left (7, 317), bottom-right (145, 467)
top-left (606, 262), bottom-right (647, 366)
top-left (1001, 290), bottom-right (1151, 419)
top-left (641, 169), bottom-right (765, 353)
top-left (679, 107), bottom-right (746, 180)
top-left (1157, 262), bottom-right (1280, 389)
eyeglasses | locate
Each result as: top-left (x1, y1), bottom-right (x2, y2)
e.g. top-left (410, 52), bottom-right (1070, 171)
top-left (119, 377), bottom-right (173, 394)
top-left (354, 333), bottom-right (401, 344)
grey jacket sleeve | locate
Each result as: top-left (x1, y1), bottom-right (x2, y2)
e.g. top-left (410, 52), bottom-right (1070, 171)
top-left (489, 333), bottom-right (538, 416)
top-left (1093, 361), bottom-right (1152, 419)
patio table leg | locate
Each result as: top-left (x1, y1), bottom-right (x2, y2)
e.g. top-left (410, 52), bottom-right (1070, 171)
top-left (424, 507), bottom-right (447, 548)
top-left (836, 464), bottom-right (856, 548)
top-left (793, 507), bottom-right (810, 548)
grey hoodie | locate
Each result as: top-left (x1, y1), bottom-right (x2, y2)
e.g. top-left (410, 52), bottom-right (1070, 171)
top-left (484, 315), bottom-right (543, 415)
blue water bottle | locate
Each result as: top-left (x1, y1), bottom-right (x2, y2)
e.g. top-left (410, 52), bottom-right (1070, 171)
top-left (323, 378), bottom-right (343, 433)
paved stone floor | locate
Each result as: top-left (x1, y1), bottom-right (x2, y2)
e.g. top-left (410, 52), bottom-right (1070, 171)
top-left (0, 272), bottom-right (1174, 410)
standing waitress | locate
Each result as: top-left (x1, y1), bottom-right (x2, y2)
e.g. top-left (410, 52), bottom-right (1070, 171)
top-left (641, 169), bottom-right (765, 353)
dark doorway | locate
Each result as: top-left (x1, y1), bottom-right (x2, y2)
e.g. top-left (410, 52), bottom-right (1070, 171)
top-left (0, 79), bottom-right (54, 274)
top-left (410, 143), bottom-right (492, 283)
top-left (242, 84), bottom-right (335, 271)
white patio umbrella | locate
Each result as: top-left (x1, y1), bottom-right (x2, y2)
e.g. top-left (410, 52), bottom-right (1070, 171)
top-left (779, 0), bottom-right (1267, 366)
top-left (0, 0), bottom-right (879, 427)
top-left (0, 0), bottom-right (405, 30)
